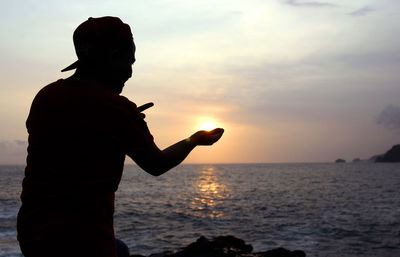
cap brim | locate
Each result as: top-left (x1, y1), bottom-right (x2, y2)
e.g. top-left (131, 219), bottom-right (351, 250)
top-left (61, 60), bottom-right (79, 72)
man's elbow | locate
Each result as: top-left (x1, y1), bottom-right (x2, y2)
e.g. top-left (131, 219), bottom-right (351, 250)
top-left (145, 167), bottom-right (166, 176)
top-left (140, 163), bottom-right (169, 176)
top-left (129, 152), bottom-right (166, 176)
top-left (128, 150), bottom-right (172, 176)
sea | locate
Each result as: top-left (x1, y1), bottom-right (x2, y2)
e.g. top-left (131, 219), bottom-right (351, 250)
top-left (0, 163), bottom-right (399, 257)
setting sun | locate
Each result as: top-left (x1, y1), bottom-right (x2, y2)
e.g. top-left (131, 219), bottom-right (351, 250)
top-left (199, 121), bottom-right (217, 131)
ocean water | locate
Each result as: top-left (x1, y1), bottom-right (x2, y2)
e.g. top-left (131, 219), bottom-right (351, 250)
top-left (1, 163), bottom-right (400, 257)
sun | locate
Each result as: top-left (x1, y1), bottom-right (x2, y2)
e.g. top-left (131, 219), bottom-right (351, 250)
top-left (199, 121), bottom-right (217, 131)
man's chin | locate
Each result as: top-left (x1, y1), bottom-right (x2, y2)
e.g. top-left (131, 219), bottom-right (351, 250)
top-left (116, 84), bottom-right (124, 94)
top-left (113, 80), bottom-right (127, 94)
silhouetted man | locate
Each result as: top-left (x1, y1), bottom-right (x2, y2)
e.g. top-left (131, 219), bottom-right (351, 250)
top-left (17, 16), bottom-right (224, 257)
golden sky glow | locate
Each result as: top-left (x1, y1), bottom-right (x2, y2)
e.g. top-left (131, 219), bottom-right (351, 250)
top-left (1, 0), bottom-right (400, 163)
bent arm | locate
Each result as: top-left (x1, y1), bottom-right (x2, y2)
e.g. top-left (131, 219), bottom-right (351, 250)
top-left (128, 128), bottom-right (224, 176)
top-left (129, 138), bottom-right (195, 176)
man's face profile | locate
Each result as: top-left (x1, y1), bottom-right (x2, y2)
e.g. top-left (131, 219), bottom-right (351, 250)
top-left (107, 40), bottom-right (136, 93)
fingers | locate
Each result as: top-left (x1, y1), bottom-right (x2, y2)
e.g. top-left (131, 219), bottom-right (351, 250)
top-left (211, 130), bottom-right (224, 141)
top-left (207, 128), bottom-right (224, 144)
top-left (208, 128), bottom-right (224, 135)
top-left (137, 102), bottom-right (154, 112)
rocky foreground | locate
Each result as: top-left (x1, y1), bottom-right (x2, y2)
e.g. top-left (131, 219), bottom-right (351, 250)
top-left (131, 235), bottom-right (306, 257)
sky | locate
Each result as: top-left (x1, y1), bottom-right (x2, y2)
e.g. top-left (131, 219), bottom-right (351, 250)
top-left (0, 0), bottom-right (399, 164)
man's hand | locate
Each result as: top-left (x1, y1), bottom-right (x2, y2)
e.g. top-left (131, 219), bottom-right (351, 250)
top-left (137, 102), bottom-right (154, 112)
top-left (189, 128), bottom-right (224, 146)
top-left (137, 102), bottom-right (154, 118)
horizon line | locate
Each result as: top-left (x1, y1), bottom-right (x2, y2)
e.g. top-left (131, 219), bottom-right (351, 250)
top-left (0, 161), bottom-right (379, 166)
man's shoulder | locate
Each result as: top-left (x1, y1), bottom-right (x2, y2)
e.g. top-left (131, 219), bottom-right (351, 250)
top-left (36, 79), bottom-right (64, 94)
top-left (34, 78), bottom-right (140, 114)
top-left (36, 78), bottom-right (123, 100)
top-left (30, 79), bottom-right (64, 107)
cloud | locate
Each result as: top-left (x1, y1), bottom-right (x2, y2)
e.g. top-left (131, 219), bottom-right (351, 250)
top-left (377, 105), bottom-right (400, 131)
top-left (284, 0), bottom-right (336, 7)
top-left (0, 140), bottom-right (27, 164)
top-left (348, 6), bottom-right (375, 16)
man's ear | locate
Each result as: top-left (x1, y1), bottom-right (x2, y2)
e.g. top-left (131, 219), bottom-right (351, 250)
top-left (107, 49), bottom-right (125, 71)
top-left (109, 49), bottom-right (120, 60)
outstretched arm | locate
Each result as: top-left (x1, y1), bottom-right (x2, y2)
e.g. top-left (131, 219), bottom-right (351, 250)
top-left (128, 128), bottom-right (224, 176)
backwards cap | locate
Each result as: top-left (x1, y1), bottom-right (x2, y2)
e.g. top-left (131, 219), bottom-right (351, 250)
top-left (61, 16), bottom-right (133, 72)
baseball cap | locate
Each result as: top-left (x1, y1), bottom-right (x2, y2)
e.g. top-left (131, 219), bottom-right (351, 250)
top-left (61, 16), bottom-right (133, 72)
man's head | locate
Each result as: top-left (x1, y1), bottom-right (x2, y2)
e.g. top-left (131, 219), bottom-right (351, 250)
top-left (62, 16), bottom-right (135, 93)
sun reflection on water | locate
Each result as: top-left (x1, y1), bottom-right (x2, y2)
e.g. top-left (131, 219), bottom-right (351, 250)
top-left (190, 166), bottom-right (230, 219)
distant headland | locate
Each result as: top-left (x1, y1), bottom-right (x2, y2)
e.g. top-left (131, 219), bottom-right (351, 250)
top-left (335, 144), bottom-right (400, 163)
top-left (375, 144), bottom-right (400, 162)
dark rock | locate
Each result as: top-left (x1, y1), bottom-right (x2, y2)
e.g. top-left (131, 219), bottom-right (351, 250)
top-left (170, 235), bottom-right (253, 257)
top-left (335, 158), bottom-right (346, 163)
top-left (376, 144), bottom-right (400, 162)
top-left (257, 248), bottom-right (306, 257)
top-left (133, 236), bottom-right (305, 257)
